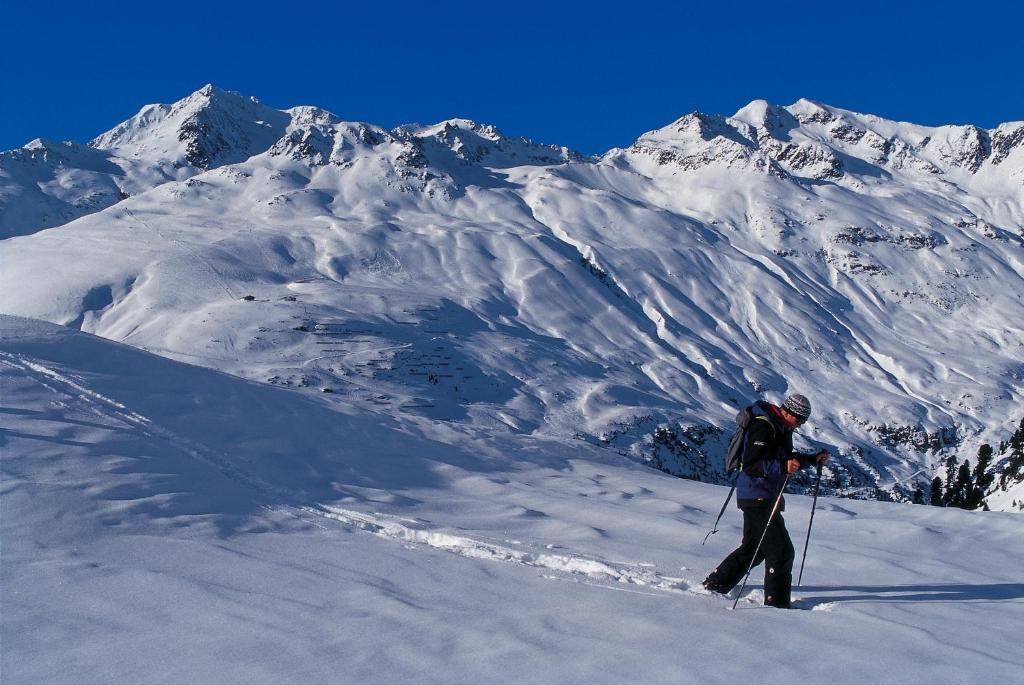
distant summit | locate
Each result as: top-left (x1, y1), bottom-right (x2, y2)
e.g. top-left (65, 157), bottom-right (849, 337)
top-left (608, 97), bottom-right (1024, 181)
top-left (90, 84), bottom-right (291, 169)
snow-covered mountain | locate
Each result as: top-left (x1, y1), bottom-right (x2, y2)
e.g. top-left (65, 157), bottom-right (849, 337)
top-left (0, 86), bottom-right (289, 238)
top-left (90, 84), bottom-right (291, 168)
top-left (617, 98), bottom-right (1024, 186)
top-left (2, 85), bottom-right (1022, 508)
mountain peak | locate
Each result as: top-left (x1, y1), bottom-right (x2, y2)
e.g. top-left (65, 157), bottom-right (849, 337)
top-left (185, 83), bottom-right (264, 110)
top-left (397, 119), bottom-right (503, 142)
top-left (90, 85), bottom-right (289, 169)
top-left (785, 98), bottom-right (839, 125)
top-left (730, 99), bottom-right (799, 140)
top-left (286, 105), bottom-right (342, 127)
top-left (731, 98), bottom-right (772, 121)
top-left (14, 138), bottom-right (106, 165)
top-left (397, 119), bottom-right (581, 168)
top-left (24, 137), bottom-right (56, 151)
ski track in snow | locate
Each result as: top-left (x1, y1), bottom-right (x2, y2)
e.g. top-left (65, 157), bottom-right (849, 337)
top-left (1, 353), bottom-right (152, 427)
top-left (316, 504), bottom-right (684, 588)
top-left (311, 503), bottom-right (796, 610)
top-left (0, 351), bottom-right (315, 526)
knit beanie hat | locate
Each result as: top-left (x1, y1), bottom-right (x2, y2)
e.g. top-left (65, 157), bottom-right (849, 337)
top-left (782, 393), bottom-right (812, 422)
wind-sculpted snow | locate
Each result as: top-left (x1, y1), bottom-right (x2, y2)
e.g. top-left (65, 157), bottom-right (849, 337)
top-left (2, 316), bottom-right (1022, 683)
top-left (1, 85), bottom-right (1022, 506)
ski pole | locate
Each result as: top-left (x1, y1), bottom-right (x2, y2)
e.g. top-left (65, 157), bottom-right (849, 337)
top-left (702, 482), bottom-right (736, 545)
top-left (732, 474), bottom-right (791, 610)
top-left (797, 462), bottom-right (823, 586)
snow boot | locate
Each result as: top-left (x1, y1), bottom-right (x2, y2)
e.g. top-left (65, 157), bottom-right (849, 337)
top-left (764, 569), bottom-right (792, 608)
top-left (702, 574), bottom-right (732, 596)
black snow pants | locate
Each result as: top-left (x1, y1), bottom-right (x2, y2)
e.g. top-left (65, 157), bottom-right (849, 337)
top-left (705, 504), bottom-right (795, 607)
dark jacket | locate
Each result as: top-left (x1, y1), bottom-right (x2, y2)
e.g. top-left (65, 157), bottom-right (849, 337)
top-left (736, 400), bottom-right (815, 509)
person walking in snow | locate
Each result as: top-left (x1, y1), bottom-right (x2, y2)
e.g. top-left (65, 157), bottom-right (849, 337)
top-left (703, 393), bottom-right (829, 608)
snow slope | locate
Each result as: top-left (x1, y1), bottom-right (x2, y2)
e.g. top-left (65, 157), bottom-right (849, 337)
top-left (1, 86), bottom-right (1022, 506)
top-left (2, 316), bottom-right (1022, 684)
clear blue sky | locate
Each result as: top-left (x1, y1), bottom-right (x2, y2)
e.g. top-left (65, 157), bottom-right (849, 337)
top-left (2, 0), bottom-right (1021, 154)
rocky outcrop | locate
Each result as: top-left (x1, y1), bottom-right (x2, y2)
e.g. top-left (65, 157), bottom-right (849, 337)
top-left (929, 125), bottom-right (991, 173)
top-left (991, 123), bottom-right (1024, 165)
top-left (614, 99), bottom-right (1017, 182)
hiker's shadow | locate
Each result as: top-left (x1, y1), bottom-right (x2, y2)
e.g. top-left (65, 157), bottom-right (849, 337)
top-left (800, 583), bottom-right (1024, 604)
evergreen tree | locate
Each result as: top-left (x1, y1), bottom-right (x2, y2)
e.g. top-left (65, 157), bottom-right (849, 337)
top-left (965, 444), bottom-right (995, 510)
top-left (929, 476), bottom-right (944, 506)
top-left (912, 485), bottom-right (925, 505)
top-left (951, 461), bottom-right (972, 508)
top-left (1012, 417), bottom-right (1024, 451)
top-left (942, 455), bottom-right (958, 505)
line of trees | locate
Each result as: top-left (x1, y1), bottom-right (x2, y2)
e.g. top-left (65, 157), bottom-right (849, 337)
top-left (925, 417), bottom-right (1024, 510)
top-left (928, 446), bottom-right (994, 509)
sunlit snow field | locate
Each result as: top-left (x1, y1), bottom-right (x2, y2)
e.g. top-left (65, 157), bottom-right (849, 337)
top-left (2, 317), bottom-right (1020, 684)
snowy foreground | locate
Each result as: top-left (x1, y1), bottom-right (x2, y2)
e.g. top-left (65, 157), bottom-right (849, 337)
top-left (2, 316), bottom-right (1021, 684)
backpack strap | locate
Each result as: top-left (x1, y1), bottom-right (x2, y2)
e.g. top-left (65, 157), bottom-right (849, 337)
top-left (754, 414), bottom-right (776, 436)
top-left (702, 482), bottom-right (736, 545)
top-left (741, 415), bottom-right (778, 470)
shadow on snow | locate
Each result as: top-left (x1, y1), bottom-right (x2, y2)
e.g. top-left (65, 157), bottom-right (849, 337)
top-left (799, 583), bottom-right (1024, 604)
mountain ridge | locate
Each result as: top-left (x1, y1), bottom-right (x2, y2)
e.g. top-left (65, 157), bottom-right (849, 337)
top-left (2, 84), bottom-right (1021, 509)
top-left (4, 84), bottom-right (1022, 240)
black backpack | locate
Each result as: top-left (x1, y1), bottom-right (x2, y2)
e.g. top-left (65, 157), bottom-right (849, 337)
top-left (724, 405), bottom-right (776, 474)
top-left (704, 404), bottom-right (779, 545)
